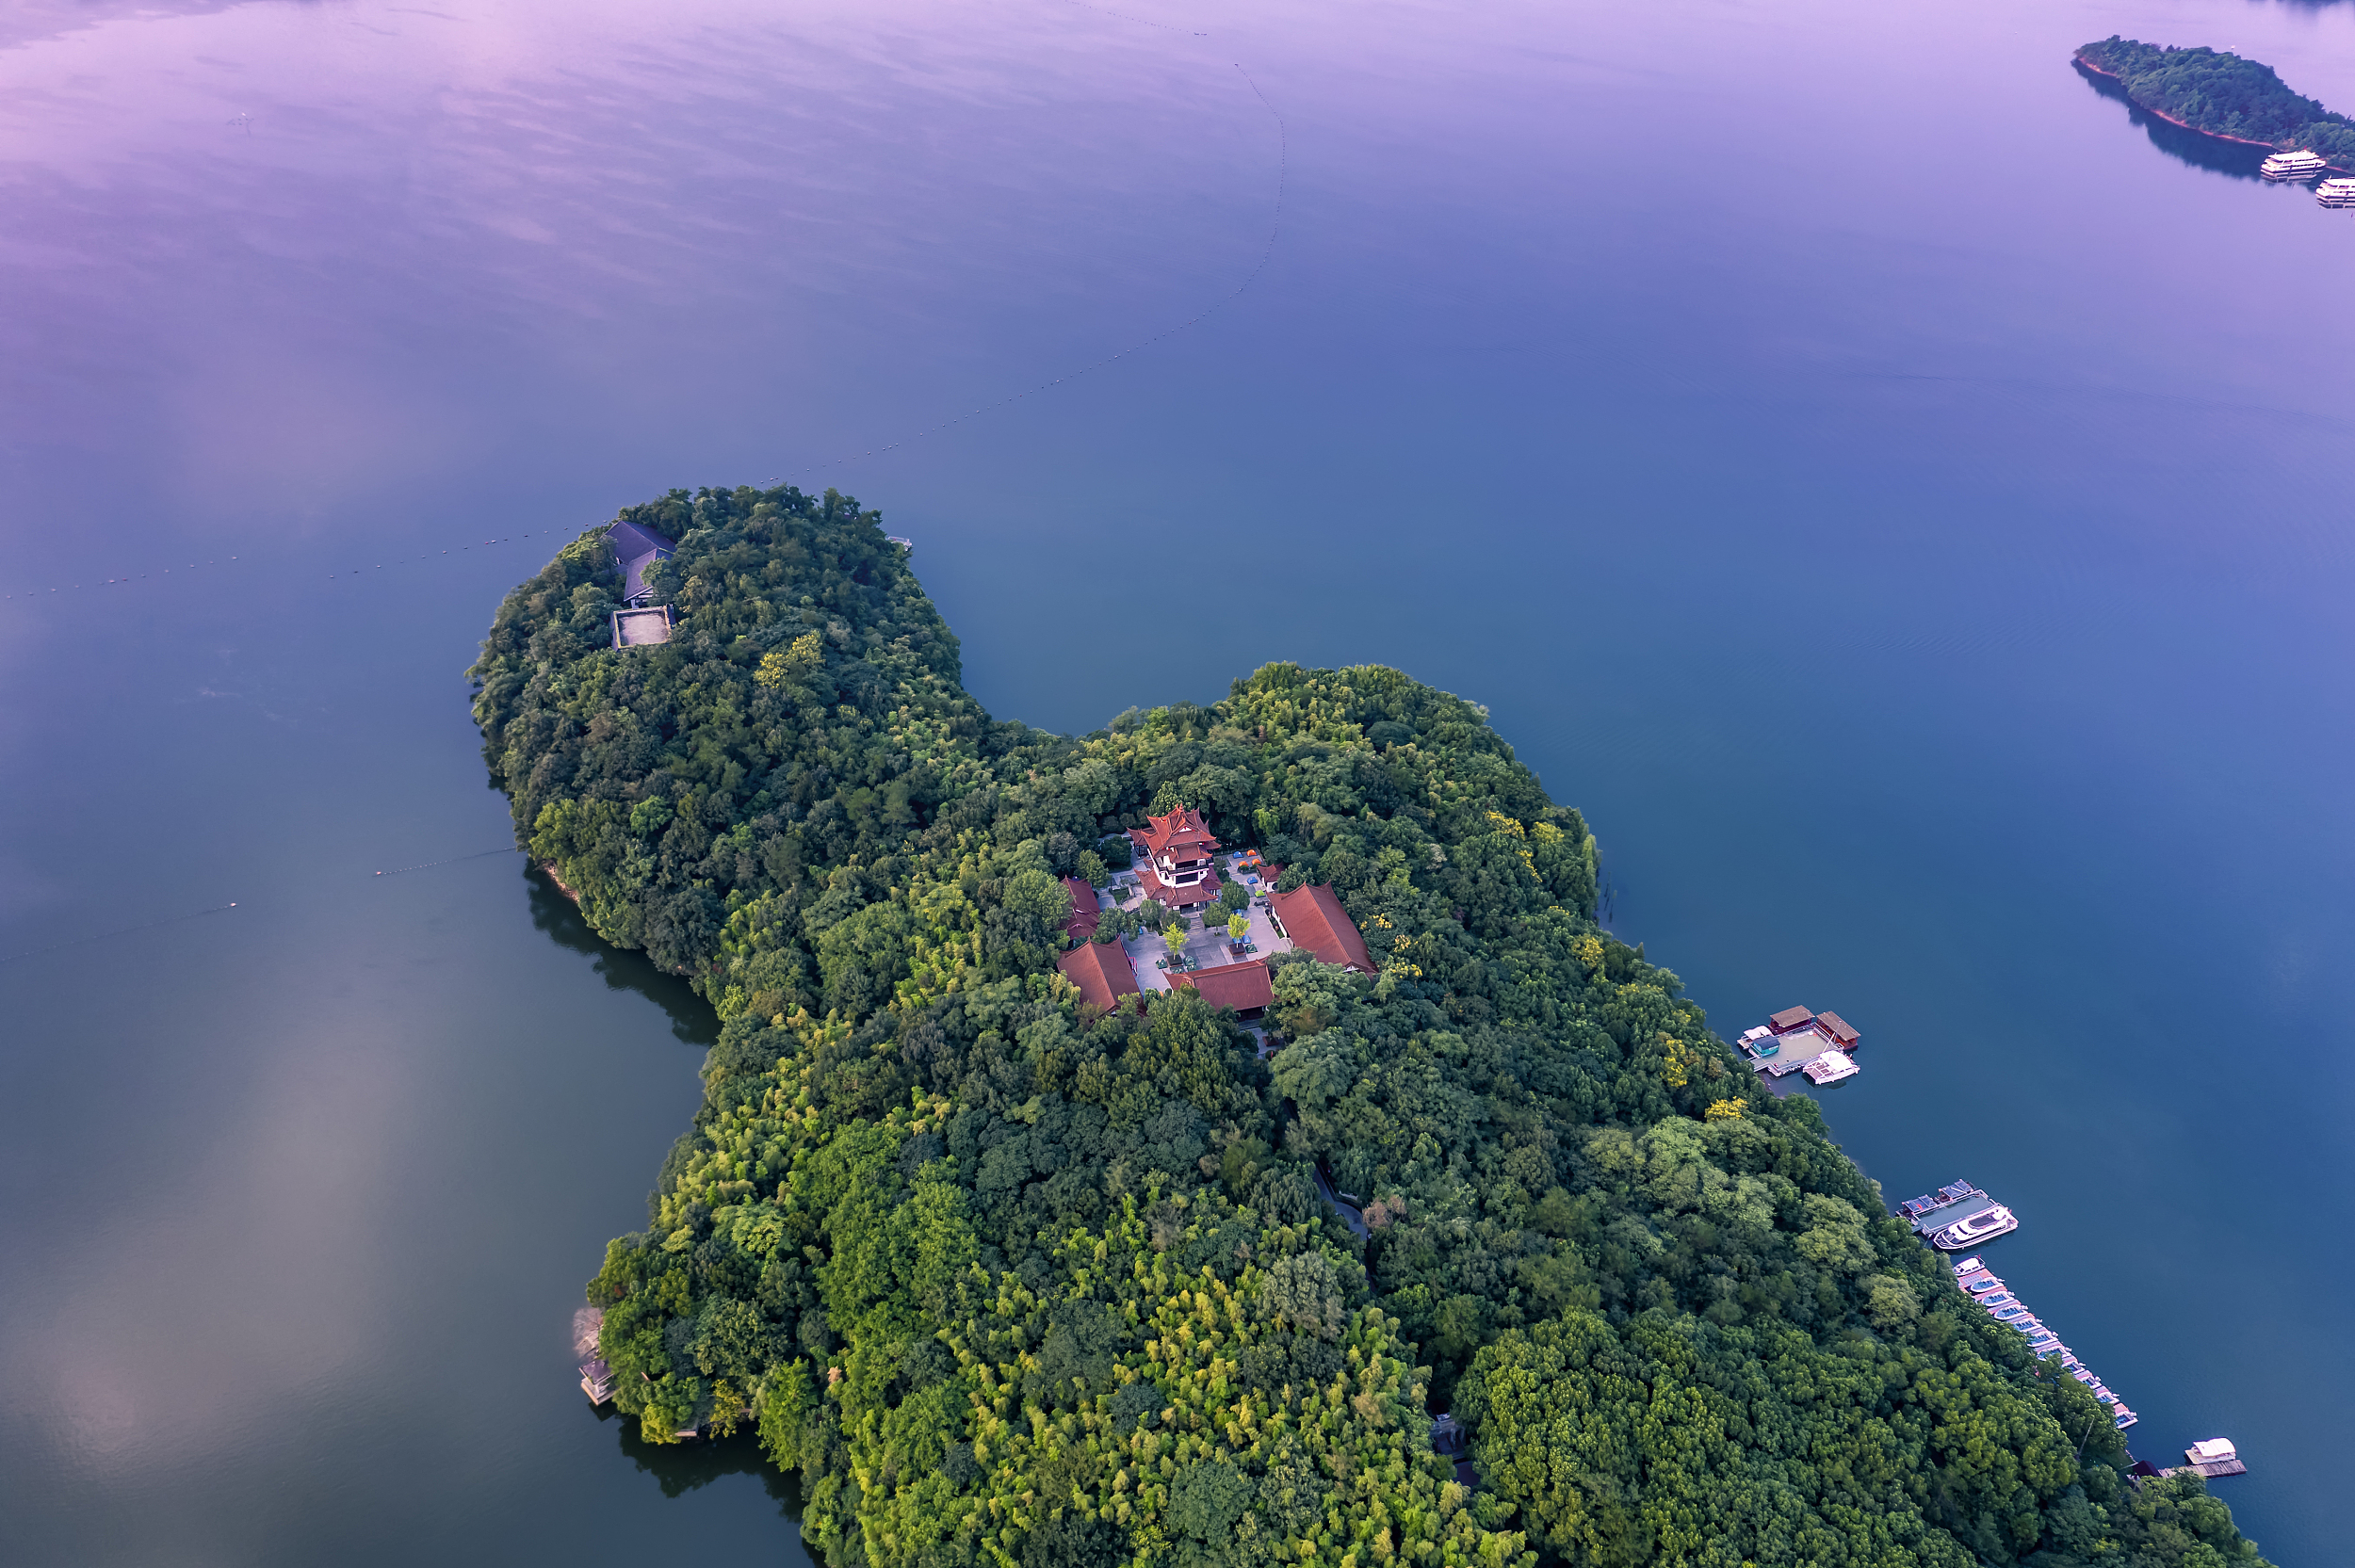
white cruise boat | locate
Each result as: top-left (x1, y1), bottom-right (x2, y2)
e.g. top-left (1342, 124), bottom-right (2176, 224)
top-left (1932, 1204), bottom-right (2018, 1250)
top-left (2262, 148), bottom-right (2328, 180)
top-left (2318, 178), bottom-right (2355, 207)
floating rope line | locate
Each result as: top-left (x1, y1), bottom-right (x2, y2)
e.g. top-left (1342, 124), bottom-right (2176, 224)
top-left (1056, 0), bottom-right (1208, 35)
top-left (796, 57), bottom-right (1289, 479)
top-left (376, 847), bottom-right (523, 877)
top-left (1, 844), bottom-right (530, 965)
top-left (0, 533), bottom-right (564, 598)
top-left (0, 902), bottom-right (238, 966)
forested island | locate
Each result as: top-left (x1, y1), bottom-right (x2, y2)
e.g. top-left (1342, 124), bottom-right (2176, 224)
top-left (2078, 36), bottom-right (2355, 168)
top-left (471, 486), bottom-right (2266, 1568)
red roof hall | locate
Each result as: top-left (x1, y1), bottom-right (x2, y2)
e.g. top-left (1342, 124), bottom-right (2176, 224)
top-left (1269, 883), bottom-right (1374, 973)
top-left (1057, 941), bottom-right (1140, 1012)
top-left (1173, 960), bottom-right (1275, 1019)
top-left (1061, 876), bottom-right (1101, 940)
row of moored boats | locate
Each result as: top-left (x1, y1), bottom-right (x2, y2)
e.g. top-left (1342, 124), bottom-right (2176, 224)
top-left (1954, 1255), bottom-right (2138, 1429)
top-left (1898, 1184), bottom-right (2136, 1431)
top-left (2259, 148), bottom-right (2355, 205)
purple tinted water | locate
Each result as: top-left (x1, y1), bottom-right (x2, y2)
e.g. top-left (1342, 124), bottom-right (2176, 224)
top-left (4, 0), bottom-right (2350, 1560)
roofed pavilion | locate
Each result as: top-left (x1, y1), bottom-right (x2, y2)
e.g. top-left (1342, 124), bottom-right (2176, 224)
top-left (1129, 804), bottom-right (1225, 911)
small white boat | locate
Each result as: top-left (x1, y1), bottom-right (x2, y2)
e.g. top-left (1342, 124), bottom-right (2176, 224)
top-left (2262, 148), bottom-right (2328, 180)
top-left (1803, 1052), bottom-right (1860, 1085)
top-left (2318, 178), bottom-right (2355, 207)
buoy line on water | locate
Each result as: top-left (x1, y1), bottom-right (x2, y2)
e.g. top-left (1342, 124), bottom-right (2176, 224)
top-left (0, 534), bottom-right (555, 600)
top-left (0, 902), bottom-right (240, 966)
top-left (4, 845), bottom-right (535, 967)
top-left (1055, 0), bottom-right (1209, 36)
top-left (376, 847), bottom-right (523, 877)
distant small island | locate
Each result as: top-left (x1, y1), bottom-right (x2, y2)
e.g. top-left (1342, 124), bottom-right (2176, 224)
top-left (2077, 37), bottom-right (2355, 170)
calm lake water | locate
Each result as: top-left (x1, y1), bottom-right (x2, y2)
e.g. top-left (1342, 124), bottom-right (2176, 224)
top-left (5, 0), bottom-right (2352, 1560)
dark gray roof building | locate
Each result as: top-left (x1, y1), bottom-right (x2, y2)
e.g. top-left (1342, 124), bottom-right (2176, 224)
top-left (607, 519), bottom-right (675, 606)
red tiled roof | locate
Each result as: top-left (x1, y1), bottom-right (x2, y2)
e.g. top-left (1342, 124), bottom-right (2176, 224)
top-left (1174, 959), bottom-right (1274, 1016)
top-left (1060, 877), bottom-right (1101, 938)
top-left (1768, 1006), bottom-right (1814, 1033)
top-left (1818, 1011), bottom-right (1860, 1046)
top-left (1134, 861), bottom-right (1223, 909)
top-left (1058, 941), bottom-right (1139, 1012)
top-left (1271, 883), bottom-right (1373, 972)
top-left (1137, 805), bottom-right (1221, 861)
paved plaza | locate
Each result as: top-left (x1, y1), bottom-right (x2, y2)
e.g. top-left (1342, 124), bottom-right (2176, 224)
top-left (1102, 857), bottom-right (1289, 994)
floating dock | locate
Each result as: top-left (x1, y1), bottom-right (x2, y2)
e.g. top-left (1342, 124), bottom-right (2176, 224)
top-left (1736, 1006), bottom-right (1860, 1086)
top-left (2160, 1438), bottom-right (2246, 1479)
top-left (1952, 1255), bottom-right (2137, 1430)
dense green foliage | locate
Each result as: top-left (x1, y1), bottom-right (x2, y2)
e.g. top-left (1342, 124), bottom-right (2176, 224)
top-left (2079, 37), bottom-right (2355, 166)
top-left (473, 485), bottom-right (2267, 1568)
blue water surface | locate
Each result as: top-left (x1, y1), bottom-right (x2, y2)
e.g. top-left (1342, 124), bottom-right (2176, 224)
top-left (3, 0), bottom-right (2348, 1560)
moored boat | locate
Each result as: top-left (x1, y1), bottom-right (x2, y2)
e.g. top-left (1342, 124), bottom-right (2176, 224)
top-left (1802, 1052), bottom-right (1860, 1085)
top-left (1932, 1203), bottom-right (2019, 1249)
top-left (1936, 1214), bottom-right (2134, 1431)
top-left (2319, 177), bottom-right (2355, 207)
top-left (2262, 148), bottom-right (2328, 180)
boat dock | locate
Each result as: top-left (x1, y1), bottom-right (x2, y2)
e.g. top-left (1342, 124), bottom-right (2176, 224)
top-left (574, 1305), bottom-right (615, 1405)
top-left (1898, 1180), bottom-right (2019, 1249)
top-left (1951, 1255), bottom-right (2137, 1430)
